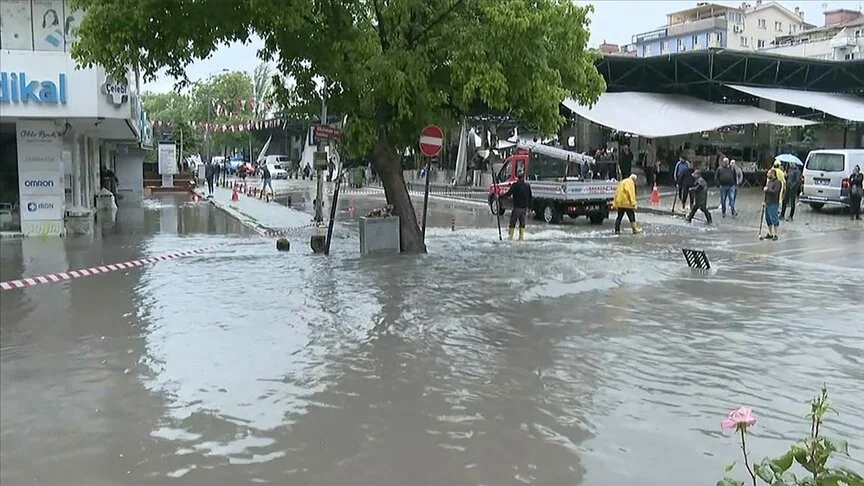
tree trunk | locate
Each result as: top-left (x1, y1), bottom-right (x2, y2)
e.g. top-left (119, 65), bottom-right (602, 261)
top-left (372, 134), bottom-right (427, 254)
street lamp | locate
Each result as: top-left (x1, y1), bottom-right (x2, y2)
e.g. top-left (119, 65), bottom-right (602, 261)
top-left (199, 68), bottom-right (229, 162)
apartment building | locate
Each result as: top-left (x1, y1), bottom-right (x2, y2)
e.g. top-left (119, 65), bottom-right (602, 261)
top-left (0, 0), bottom-right (152, 236)
top-left (632, 1), bottom-right (810, 57)
top-left (764, 8), bottom-right (864, 61)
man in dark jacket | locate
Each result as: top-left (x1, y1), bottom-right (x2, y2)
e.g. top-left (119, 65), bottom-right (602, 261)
top-left (500, 172), bottom-right (533, 241)
top-left (619, 145), bottom-right (634, 178)
top-left (780, 163), bottom-right (801, 221)
top-left (686, 170), bottom-right (712, 224)
top-left (204, 161), bottom-right (215, 196)
top-left (715, 157), bottom-right (738, 217)
top-left (674, 156), bottom-right (691, 210)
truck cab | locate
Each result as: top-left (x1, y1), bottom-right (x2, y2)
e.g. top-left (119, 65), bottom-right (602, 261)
top-left (488, 142), bottom-right (616, 224)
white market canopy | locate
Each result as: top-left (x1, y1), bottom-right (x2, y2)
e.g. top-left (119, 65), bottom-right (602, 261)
top-left (561, 92), bottom-right (816, 139)
top-left (726, 84), bottom-right (864, 123)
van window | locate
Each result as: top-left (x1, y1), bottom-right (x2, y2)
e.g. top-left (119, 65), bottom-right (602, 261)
top-left (498, 160), bottom-right (512, 182)
top-left (276, 156), bottom-right (289, 162)
top-left (806, 153), bottom-right (845, 172)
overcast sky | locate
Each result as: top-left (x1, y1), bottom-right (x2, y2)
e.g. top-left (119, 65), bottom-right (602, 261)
top-left (142, 0), bottom-right (861, 93)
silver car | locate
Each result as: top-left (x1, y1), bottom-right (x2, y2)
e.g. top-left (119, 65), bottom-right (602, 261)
top-left (800, 149), bottom-right (864, 210)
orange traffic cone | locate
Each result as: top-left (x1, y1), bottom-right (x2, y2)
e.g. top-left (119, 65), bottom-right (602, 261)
top-left (650, 182), bottom-right (661, 206)
top-left (231, 186), bottom-right (239, 201)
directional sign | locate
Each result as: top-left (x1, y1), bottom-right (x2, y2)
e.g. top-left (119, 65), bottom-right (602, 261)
top-left (419, 125), bottom-right (444, 157)
top-left (313, 124), bottom-right (342, 142)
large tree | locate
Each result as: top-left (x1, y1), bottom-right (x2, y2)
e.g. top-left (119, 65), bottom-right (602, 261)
top-left (70, 0), bottom-right (605, 253)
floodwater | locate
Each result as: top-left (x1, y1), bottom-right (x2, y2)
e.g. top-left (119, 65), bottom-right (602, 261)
top-left (1, 193), bottom-right (863, 485)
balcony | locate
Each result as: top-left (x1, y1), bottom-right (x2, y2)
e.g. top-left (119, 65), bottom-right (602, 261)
top-left (667, 17), bottom-right (728, 37)
top-left (633, 27), bottom-right (668, 44)
top-left (829, 36), bottom-right (857, 49)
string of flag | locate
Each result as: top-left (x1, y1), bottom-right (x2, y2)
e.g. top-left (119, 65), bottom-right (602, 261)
top-left (151, 118), bottom-right (290, 134)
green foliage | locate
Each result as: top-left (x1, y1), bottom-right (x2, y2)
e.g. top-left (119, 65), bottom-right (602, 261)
top-left (141, 91), bottom-right (201, 153)
top-left (718, 386), bottom-right (863, 486)
top-left (68, 0), bottom-right (604, 158)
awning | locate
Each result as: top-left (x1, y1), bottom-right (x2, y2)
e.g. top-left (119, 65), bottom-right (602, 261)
top-left (726, 84), bottom-right (864, 122)
top-left (561, 92), bottom-right (816, 138)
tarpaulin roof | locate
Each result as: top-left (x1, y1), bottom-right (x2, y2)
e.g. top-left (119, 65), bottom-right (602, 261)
top-left (726, 84), bottom-right (864, 122)
top-left (561, 92), bottom-right (816, 138)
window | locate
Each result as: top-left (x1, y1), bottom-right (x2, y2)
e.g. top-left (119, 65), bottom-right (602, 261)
top-left (527, 153), bottom-right (581, 180)
top-left (641, 44), bottom-right (648, 56)
top-left (774, 21), bottom-right (782, 32)
top-left (805, 153), bottom-right (844, 172)
top-left (659, 41), bottom-right (666, 54)
top-left (757, 39), bottom-right (766, 48)
top-left (692, 35), bottom-right (699, 46)
top-left (791, 24), bottom-right (798, 34)
top-left (740, 36), bottom-right (749, 47)
top-left (677, 38), bottom-right (685, 51)
top-left (497, 160), bottom-right (512, 182)
top-left (714, 32), bottom-right (723, 44)
top-left (758, 18), bottom-right (766, 29)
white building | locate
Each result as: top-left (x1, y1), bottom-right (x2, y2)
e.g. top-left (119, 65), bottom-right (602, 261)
top-left (633, 1), bottom-right (812, 57)
top-left (763, 8), bottom-right (864, 61)
top-left (0, 0), bottom-right (152, 237)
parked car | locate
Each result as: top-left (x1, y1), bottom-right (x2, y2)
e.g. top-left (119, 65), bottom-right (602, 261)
top-left (800, 149), bottom-right (864, 210)
top-left (266, 163), bottom-right (288, 179)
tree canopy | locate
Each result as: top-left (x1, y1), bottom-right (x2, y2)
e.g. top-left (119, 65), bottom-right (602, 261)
top-left (70, 0), bottom-right (605, 253)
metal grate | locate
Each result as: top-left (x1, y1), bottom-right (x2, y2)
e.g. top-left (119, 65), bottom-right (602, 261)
top-left (682, 248), bottom-right (711, 270)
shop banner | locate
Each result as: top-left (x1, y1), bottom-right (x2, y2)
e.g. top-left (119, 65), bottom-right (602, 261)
top-left (17, 120), bottom-right (65, 235)
top-left (158, 142), bottom-right (177, 175)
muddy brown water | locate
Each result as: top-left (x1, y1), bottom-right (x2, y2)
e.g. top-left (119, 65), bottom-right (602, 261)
top-left (1, 194), bottom-right (862, 485)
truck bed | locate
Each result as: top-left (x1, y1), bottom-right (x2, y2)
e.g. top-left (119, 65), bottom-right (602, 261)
top-left (528, 180), bottom-right (617, 201)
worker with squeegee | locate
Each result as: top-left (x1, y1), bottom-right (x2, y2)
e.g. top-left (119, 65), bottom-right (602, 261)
top-left (499, 171), bottom-right (533, 240)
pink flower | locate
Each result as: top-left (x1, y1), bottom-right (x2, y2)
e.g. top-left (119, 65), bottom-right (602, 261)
top-left (721, 406), bottom-right (757, 431)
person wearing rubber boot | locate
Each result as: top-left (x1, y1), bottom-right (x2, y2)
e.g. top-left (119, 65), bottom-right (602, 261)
top-left (500, 171), bottom-right (532, 240)
top-left (612, 174), bottom-right (642, 235)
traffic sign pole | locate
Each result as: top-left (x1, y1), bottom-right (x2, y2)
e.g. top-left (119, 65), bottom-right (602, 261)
top-left (418, 125), bottom-right (444, 244)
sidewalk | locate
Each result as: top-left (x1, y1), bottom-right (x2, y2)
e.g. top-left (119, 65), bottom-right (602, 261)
top-left (193, 184), bottom-right (315, 236)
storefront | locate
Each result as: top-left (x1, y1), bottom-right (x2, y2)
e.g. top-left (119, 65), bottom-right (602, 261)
top-left (0, 50), bottom-right (148, 236)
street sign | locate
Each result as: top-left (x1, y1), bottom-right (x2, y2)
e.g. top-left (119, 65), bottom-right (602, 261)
top-left (313, 124), bottom-right (342, 142)
top-left (313, 150), bottom-right (329, 170)
top-left (419, 125), bottom-right (444, 157)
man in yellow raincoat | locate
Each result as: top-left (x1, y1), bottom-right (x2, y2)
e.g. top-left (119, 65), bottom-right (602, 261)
top-left (770, 160), bottom-right (786, 200)
top-left (612, 174), bottom-right (642, 235)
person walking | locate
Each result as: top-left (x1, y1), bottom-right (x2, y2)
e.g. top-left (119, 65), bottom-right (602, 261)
top-left (849, 165), bottom-right (863, 221)
top-left (730, 159), bottom-right (743, 212)
top-left (674, 156), bottom-right (690, 210)
top-left (715, 157), bottom-right (737, 217)
top-left (204, 161), bottom-right (215, 196)
top-left (781, 162), bottom-right (801, 221)
top-left (643, 140), bottom-right (658, 189)
top-left (612, 174), bottom-right (642, 235)
top-left (619, 145), bottom-right (634, 179)
top-left (686, 169), bottom-right (712, 224)
top-left (762, 169), bottom-right (782, 240)
top-left (771, 160), bottom-right (786, 202)
top-left (261, 163), bottom-right (274, 197)
top-left (499, 171), bottom-right (532, 241)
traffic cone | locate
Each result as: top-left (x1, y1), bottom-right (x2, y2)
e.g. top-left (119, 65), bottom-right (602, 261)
top-left (231, 186), bottom-right (239, 201)
top-left (650, 182), bottom-right (661, 206)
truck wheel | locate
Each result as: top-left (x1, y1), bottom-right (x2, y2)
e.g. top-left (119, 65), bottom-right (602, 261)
top-left (489, 196), bottom-right (505, 216)
top-left (588, 213), bottom-right (605, 225)
top-left (542, 204), bottom-right (563, 224)
top-left (809, 203), bottom-right (824, 211)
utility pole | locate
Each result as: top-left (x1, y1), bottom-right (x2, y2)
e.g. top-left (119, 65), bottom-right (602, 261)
top-left (315, 93), bottom-right (327, 223)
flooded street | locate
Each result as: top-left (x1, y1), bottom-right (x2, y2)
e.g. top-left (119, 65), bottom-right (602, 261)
top-left (2, 192), bottom-right (863, 485)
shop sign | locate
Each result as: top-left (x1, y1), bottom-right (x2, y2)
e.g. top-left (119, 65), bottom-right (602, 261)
top-left (0, 72), bottom-right (68, 105)
top-left (17, 121), bottom-right (65, 230)
top-left (20, 196), bottom-right (64, 221)
top-left (158, 143), bottom-right (178, 175)
top-left (102, 76), bottom-right (129, 106)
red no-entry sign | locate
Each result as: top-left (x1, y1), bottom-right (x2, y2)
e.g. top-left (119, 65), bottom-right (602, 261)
top-left (419, 125), bottom-right (444, 157)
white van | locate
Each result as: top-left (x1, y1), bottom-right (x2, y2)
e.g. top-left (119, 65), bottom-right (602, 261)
top-left (800, 149), bottom-right (864, 210)
top-left (261, 155), bottom-right (291, 179)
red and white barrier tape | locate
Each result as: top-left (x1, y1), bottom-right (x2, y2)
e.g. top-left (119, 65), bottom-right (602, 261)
top-left (0, 223), bottom-right (320, 292)
top-left (0, 245), bottom-right (226, 292)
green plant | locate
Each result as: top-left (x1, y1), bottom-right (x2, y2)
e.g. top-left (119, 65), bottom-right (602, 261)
top-left (718, 386), bottom-right (863, 486)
